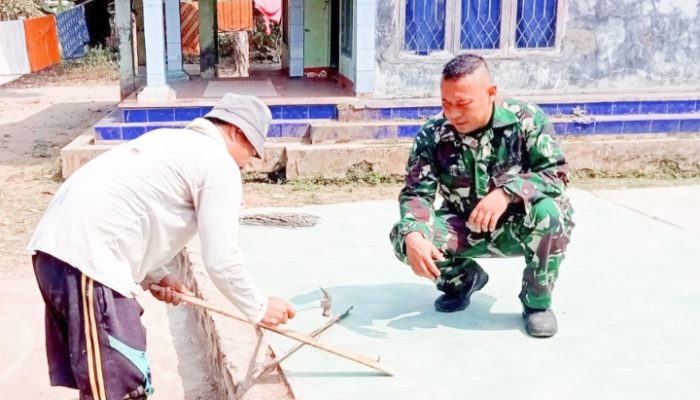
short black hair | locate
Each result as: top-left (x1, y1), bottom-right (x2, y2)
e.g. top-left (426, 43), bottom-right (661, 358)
top-left (442, 54), bottom-right (489, 80)
top-left (204, 116), bottom-right (227, 126)
top-left (204, 116), bottom-right (243, 135)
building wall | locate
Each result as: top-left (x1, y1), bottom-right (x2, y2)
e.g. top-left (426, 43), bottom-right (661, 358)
top-left (374, 0), bottom-right (700, 98)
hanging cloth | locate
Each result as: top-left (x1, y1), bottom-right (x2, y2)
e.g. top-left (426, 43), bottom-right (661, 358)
top-left (56, 5), bottom-right (91, 59)
top-left (180, 2), bottom-right (200, 56)
top-left (24, 15), bottom-right (61, 72)
top-left (254, 0), bottom-right (282, 34)
top-left (0, 20), bottom-right (31, 75)
top-left (218, 0), bottom-right (254, 32)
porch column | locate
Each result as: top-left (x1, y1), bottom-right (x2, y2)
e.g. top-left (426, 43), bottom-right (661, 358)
top-left (138, 0), bottom-right (176, 102)
top-left (165, 0), bottom-right (189, 81)
top-left (115, 0), bottom-right (135, 99)
top-left (354, 0), bottom-right (376, 94)
top-left (199, 0), bottom-right (218, 79)
top-left (288, 0), bottom-right (304, 77)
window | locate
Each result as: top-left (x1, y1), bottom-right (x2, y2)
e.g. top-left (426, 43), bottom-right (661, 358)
top-left (460, 0), bottom-right (502, 50)
top-left (404, 0), bottom-right (446, 55)
top-left (514, 0), bottom-right (558, 48)
top-left (341, 0), bottom-right (354, 57)
top-left (401, 0), bottom-right (564, 55)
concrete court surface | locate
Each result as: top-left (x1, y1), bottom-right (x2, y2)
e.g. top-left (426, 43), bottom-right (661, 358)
top-left (594, 185), bottom-right (700, 236)
top-left (237, 187), bottom-right (699, 400)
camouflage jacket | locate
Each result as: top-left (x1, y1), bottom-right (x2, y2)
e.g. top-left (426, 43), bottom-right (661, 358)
top-left (397, 98), bottom-right (570, 239)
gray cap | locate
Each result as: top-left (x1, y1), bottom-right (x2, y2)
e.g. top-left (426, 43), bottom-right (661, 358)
top-left (204, 93), bottom-right (271, 159)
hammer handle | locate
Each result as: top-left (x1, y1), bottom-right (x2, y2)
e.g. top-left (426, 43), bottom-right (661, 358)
top-left (165, 289), bottom-right (395, 376)
top-left (256, 306), bottom-right (353, 378)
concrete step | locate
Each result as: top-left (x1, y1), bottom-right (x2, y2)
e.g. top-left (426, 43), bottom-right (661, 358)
top-left (120, 103), bottom-right (338, 123)
top-left (551, 112), bottom-right (700, 135)
top-left (93, 109), bottom-right (700, 145)
top-left (94, 116), bottom-right (313, 142)
top-left (309, 113), bottom-right (700, 144)
top-left (114, 98), bottom-right (699, 125)
top-left (63, 133), bottom-right (700, 180)
top-left (309, 120), bottom-right (421, 143)
top-left (280, 141), bottom-right (412, 180)
top-left (338, 98), bottom-right (699, 121)
top-left (255, 136), bottom-right (700, 179)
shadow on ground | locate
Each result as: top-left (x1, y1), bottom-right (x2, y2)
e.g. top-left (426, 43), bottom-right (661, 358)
top-left (291, 283), bottom-right (525, 338)
top-left (0, 101), bottom-right (114, 165)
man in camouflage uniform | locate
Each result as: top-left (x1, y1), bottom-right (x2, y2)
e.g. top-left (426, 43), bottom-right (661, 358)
top-left (390, 54), bottom-right (574, 337)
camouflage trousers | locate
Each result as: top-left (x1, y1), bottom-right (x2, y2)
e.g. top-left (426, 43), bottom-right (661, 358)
top-left (390, 197), bottom-right (574, 310)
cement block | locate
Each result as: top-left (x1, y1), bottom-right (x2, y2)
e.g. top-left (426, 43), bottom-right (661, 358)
top-left (310, 120), bottom-right (419, 143)
top-left (284, 142), bottom-right (411, 179)
top-left (245, 143), bottom-right (287, 174)
top-left (60, 132), bottom-right (700, 181)
top-left (561, 136), bottom-right (700, 173)
top-left (311, 122), bottom-right (396, 143)
top-left (61, 137), bottom-right (287, 178)
top-left (60, 134), bottom-right (115, 178)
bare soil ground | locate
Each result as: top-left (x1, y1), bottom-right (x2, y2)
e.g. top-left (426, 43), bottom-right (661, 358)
top-left (0, 84), bottom-right (122, 399)
top-left (0, 85), bottom-right (120, 277)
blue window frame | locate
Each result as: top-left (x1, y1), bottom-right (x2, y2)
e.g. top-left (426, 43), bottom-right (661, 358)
top-left (403, 0), bottom-right (561, 55)
top-left (460, 0), bottom-right (502, 49)
top-left (404, 0), bottom-right (447, 54)
top-left (515, 0), bottom-right (558, 48)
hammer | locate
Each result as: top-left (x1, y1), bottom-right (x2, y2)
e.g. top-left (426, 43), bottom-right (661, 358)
top-left (254, 305), bottom-right (353, 379)
top-left (293, 287), bottom-right (332, 317)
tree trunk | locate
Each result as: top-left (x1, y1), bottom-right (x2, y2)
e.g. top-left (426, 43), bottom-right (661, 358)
top-left (218, 31), bottom-right (249, 77)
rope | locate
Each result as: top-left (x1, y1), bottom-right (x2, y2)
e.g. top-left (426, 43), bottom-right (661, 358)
top-left (239, 212), bottom-right (321, 228)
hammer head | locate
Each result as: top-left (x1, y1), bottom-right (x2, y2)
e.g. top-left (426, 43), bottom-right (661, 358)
top-left (319, 287), bottom-right (331, 317)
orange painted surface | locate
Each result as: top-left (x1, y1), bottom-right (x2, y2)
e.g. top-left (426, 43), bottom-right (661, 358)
top-left (23, 15), bottom-right (61, 72)
top-left (181, 2), bottom-right (200, 56)
top-left (217, 0), bottom-right (254, 32)
top-left (180, 0), bottom-right (254, 57)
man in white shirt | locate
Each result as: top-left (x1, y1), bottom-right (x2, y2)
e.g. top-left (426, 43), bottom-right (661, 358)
top-left (28, 93), bottom-right (295, 400)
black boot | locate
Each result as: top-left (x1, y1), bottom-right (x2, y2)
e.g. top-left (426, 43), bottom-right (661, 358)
top-left (522, 305), bottom-right (558, 337)
top-left (434, 265), bottom-right (489, 312)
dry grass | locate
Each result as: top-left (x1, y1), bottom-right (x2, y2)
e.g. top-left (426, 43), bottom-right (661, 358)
top-left (2, 46), bottom-right (118, 88)
top-left (243, 181), bottom-right (403, 207)
top-left (571, 176), bottom-right (700, 190)
top-left (0, 163), bottom-right (62, 277)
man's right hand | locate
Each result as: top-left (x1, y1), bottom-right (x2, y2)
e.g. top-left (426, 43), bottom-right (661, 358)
top-left (260, 297), bottom-right (296, 328)
top-left (405, 231), bottom-right (443, 281)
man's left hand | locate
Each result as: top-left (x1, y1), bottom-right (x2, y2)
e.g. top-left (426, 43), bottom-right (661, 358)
top-left (149, 274), bottom-right (194, 306)
top-left (468, 188), bottom-right (511, 233)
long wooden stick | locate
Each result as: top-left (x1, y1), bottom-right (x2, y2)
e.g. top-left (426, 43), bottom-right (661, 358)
top-left (256, 306), bottom-right (354, 379)
top-left (172, 291), bottom-right (394, 376)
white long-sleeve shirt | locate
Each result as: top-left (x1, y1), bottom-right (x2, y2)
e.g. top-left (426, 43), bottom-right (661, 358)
top-left (27, 118), bottom-right (269, 323)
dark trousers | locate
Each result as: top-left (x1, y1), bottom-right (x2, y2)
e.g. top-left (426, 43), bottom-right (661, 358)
top-left (33, 252), bottom-right (153, 400)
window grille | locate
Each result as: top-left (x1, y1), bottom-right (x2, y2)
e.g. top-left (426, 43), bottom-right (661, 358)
top-left (404, 0), bottom-right (447, 54)
top-left (401, 0), bottom-right (563, 56)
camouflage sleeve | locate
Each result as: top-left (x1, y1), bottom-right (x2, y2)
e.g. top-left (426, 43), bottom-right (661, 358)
top-left (494, 109), bottom-right (569, 213)
top-left (396, 122), bottom-right (439, 241)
